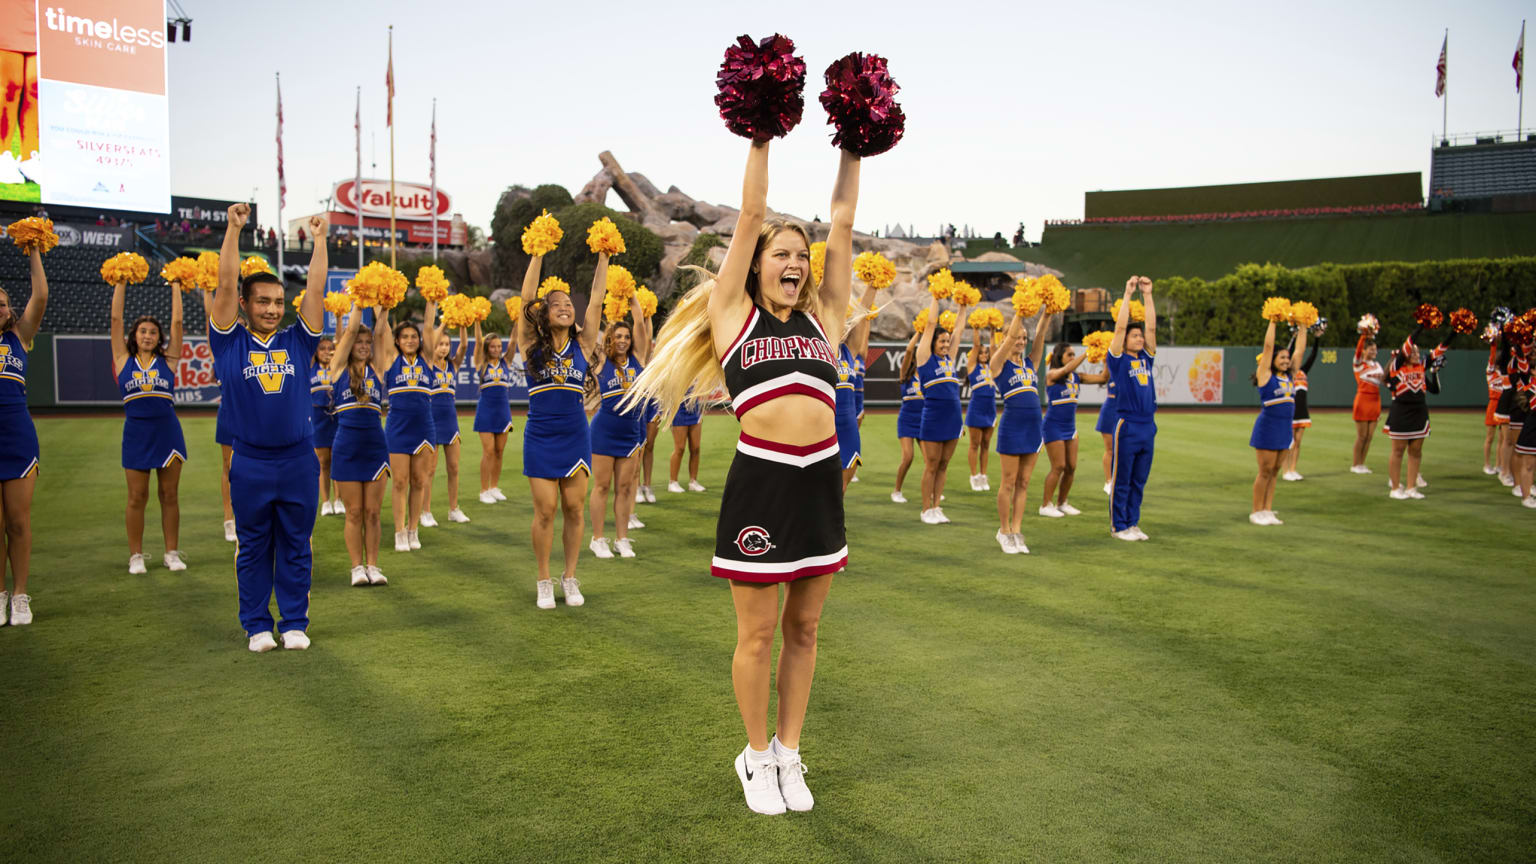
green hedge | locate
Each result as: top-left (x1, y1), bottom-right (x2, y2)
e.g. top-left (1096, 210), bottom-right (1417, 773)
top-left (1157, 257), bottom-right (1536, 346)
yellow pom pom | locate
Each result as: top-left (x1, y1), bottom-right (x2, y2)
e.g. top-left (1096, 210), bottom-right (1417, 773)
top-left (415, 265), bottom-right (451, 302)
top-left (1261, 296), bottom-right (1291, 323)
top-left (636, 286), bottom-right (659, 318)
top-left (1082, 330), bottom-right (1114, 363)
top-left (101, 252), bottom-right (150, 286)
top-left (537, 276), bottom-right (571, 299)
top-left (505, 296), bottom-right (524, 322)
top-left (345, 261), bottom-right (409, 310)
top-left (986, 309), bottom-right (1005, 330)
top-left (323, 292), bottom-right (354, 318)
top-left (967, 308), bottom-right (990, 329)
top-left (521, 209), bottom-right (563, 256)
top-left (1037, 274), bottom-right (1070, 314)
top-left (952, 280), bottom-right (981, 307)
top-left (440, 294), bottom-right (489, 328)
top-left (1288, 300), bottom-right (1319, 328)
top-left (586, 217), bottom-right (626, 255)
top-left (240, 256), bottom-right (274, 278)
top-left (853, 251), bottom-right (897, 289)
top-left (160, 257), bottom-right (200, 290)
top-left (913, 308), bottom-right (930, 333)
top-left (810, 241), bottom-right (827, 286)
top-left (939, 310), bottom-right (958, 332)
top-left (606, 264), bottom-right (637, 299)
top-left (195, 251), bottom-right (221, 292)
top-left (5, 217), bottom-right (59, 255)
top-left (927, 268), bottom-right (955, 300)
top-left (1012, 277), bottom-right (1042, 316)
top-left (470, 296), bottom-right (492, 324)
top-left (292, 290), bottom-right (304, 311)
top-left (1112, 298), bottom-right (1147, 322)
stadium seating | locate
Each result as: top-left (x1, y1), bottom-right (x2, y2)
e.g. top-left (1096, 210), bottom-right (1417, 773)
top-left (0, 244), bottom-right (206, 335)
top-left (1047, 201), bottom-right (1422, 227)
top-left (1430, 140), bottom-right (1536, 200)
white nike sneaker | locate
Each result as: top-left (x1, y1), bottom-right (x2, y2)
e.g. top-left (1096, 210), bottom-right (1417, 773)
top-left (248, 631), bottom-right (277, 653)
top-left (668, 481), bottom-right (685, 493)
top-left (614, 538), bottom-right (635, 558)
top-left (394, 531), bottom-right (410, 552)
top-left (969, 474), bottom-right (981, 492)
top-left (1406, 488), bottom-right (1426, 500)
top-left (687, 480), bottom-right (707, 492)
top-left (1249, 511), bottom-right (1268, 525)
top-left (773, 742), bottom-right (814, 812)
top-left (447, 507), bottom-right (470, 523)
top-left (635, 485), bottom-right (645, 503)
top-left (1415, 475), bottom-right (1427, 488)
top-left (321, 500), bottom-right (334, 517)
top-left (1130, 526), bottom-right (1149, 540)
top-left (479, 490), bottom-right (498, 504)
top-left (1012, 533), bottom-right (1030, 554)
top-left (408, 529), bottom-right (421, 550)
top-left (644, 485), bottom-right (658, 502)
top-left (996, 530), bottom-right (1016, 554)
top-left (1500, 473), bottom-right (1516, 487)
top-left (1282, 471), bottom-right (1302, 482)
top-left (1113, 528), bottom-right (1138, 541)
top-left (536, 579), bottom-right (556, 610)
top-left (224, 520), bottom-right (237, 542)
top-left (419, 511), bottom-right (438, 528)
top-left (351, 565), bottom-right (369, 587)
top-left (590, 537), bottom-right (614, 559)
top-left (1103, 481), bottom-right (1113, 496)
top-left (934, 508), bottom-right (951, 524)
top-left (734, 748), bottom-right (786, 816)
top-left (1263, 511), bottom-right (1283, 526)
top-left (562, 577), bottom-right (585, 606)
top-left (1523, 496), bottom-right (1536, 509)
top-left (1483, 465), bottom-right (1498, 475)
top-left (128, 553), bottom-right (147, 575)
top-left (1059, 502), bottom-right (1081, 516)
top-left (332, 499), bottom-right (346, 514)
top-left (1038, 505), bottom-right (1063, 518)
top-left (920, 508), bottom-right (937, 524)
top-left (163, 550), bottom-right (187, 571)
top-left (490, 487), bottom-right (508, 501)
top-left (282, 630), bottom-right (310, 651)
top-left (890, 491), bottom-right (907, 504)
top-left (0, 591), bottom-right (8, 626)
top-left (367, 565), bottom-right (387, 586)
top-left (1389, 487), bottom-right (1410, 499)
top-left (8, 593), bottom-right (30, 626)
top-left (628, 512), bottom-right (645, 530)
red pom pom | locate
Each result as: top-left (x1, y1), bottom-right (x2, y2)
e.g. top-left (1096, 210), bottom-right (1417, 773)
top-left (715, 34), bottom-right (806, 141)
top-left (819, 52), bottom-right (906, 157)
top-left (1505, 311), bottom-right (1536, 345)
top-left (1448, 307), bottom-right (1478, 335)
top-left (1414, 303), bottom-right (1444, 328)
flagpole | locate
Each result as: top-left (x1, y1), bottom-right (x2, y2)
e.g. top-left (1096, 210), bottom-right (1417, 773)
top-left (356, 85), bottom-right (363, 271)
top-left (387, 25), bottom-right (396, 269)
top-left (1520, 21), bottom-right (1527, 138)
top-left (275, 72), bottom-right (284, 279)
top-left (1442, 30), bottom-right (1448, 143)
top-left (431, 97), bottom-right (438, 263)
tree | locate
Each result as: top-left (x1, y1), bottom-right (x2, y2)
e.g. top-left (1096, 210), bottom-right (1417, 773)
top-left (490, 184), bottom-right (574, 290)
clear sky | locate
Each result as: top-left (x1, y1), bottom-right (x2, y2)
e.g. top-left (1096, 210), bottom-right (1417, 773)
top-left (164, 0), bottom-right (1529, 242)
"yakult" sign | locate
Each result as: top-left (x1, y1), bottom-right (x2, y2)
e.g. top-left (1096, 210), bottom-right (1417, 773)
top-left (332, 179), bottom-right (451, 221)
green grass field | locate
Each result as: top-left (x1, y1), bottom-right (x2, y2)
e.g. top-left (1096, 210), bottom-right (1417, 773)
top-left (4, 409), bottom-right (1533, 863)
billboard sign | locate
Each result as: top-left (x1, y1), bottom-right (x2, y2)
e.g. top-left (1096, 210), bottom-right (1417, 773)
top-left (332, 179), bottom-right (450, 221)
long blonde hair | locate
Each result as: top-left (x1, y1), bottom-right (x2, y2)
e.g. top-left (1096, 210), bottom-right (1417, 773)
top-left (621, 220), bottom-right (818, 426)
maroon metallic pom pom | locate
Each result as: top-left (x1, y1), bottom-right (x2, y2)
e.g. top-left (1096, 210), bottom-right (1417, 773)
top-left (715, 34), bottom-right (807, 141)
top-left (819, 52), bottom-right (906, 157)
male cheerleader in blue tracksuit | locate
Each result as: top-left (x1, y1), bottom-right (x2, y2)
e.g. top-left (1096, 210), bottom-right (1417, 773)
top-left (1105, 276), bottom-right (1157, 541)
top-left (210, 204), bottom-right (331, 652)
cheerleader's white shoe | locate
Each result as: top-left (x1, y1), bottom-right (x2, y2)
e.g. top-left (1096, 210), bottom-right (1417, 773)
top-left (644, 485), bottom-right (658, 502)
top-left (1112, 528), bottom-right (1138, 541)
top-left (419, 512), bottom-right (438, 528)
top-left (394, 531), bottom-right (410, 552)
top-left (1415, 476), bottom-right (1427, 488)
top-left (1522, 496), bottom-right (1536, 509)
top-left (891, 491), bottom-right (907, 504)
top-left (350, 565), bottom-right (369, 587)
top-left (687, 480), bottom-right (707, 492)
top-left (1011, 533), bottom-right (1029, 553)
top-left (1263, 511), bottom-right (1283, 526)
top-left (332, 499), bottom-right (346, 514)
top-left (614, 538), bottom-right (635, 558)
top-left (408, 529), bottom-right (421, 550)
top-left (367, 565), bottom-right (387, 586)
top-left (996, 530), bottom-right (1017, 554)
top-left (589, 537), bottom-right (614, 559)
top-left (1500, 473), bottom-right (1515, 487)
top-left (281, 630), bottom-right (310, 651)
top-left (668, 481), bottom-right (685, 493)
top-left (1249, 512), bottom-right (1268, 525)
top-left (321, 501), bottom-right (334, 517)
top-left (447, 508), bottom-right (470, 523)
top-left (1513, 485), bottom-right (1525, 498)
top-left (635, 486), bottom-right (645, 503)
top-left (920, 508), bottom-right (938, 524)
top-left (223, 520), bottom-right (237, 542)
top-left (1059, 502), bottom-right (1081, 516)
top-left (1389, 487), bottom-right (1410, 500)
top-left (561, 577), bottom-right (585, 606)
top-left (128, 554), bottom-right (147, 575)
top-left (933, 508), bottom-right (951, 524)
top-left (1038, 505), bottom-right (1064, 518)
top-left (1406, 488), bottom-right (1426, 500)
top-left (163, 550), bottom-right (187, 571)
top-left (1483, 465), bottom-right (1498, 475)
top-left (628, 513), bottom-right (645, 530)
top-left (478, 490), bottom-right (497, 504)
top-left (1130, 526), bottom-right (1149, 540)
top-left (536, 579), bottom-right (556, 610)
top-left (490, 487), bottom-right (508, 501)
top-left (1103, 482), bottom-right (1113, 496)
top-left (247, 631), bottom-right (277, 653)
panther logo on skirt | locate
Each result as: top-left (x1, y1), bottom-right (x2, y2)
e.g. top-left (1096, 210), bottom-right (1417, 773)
top-left (734, 526), bottom-right (775, 557)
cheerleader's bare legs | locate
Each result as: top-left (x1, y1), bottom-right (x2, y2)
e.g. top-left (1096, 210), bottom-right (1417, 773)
top-left (730, 573), bottom-right (834, 752)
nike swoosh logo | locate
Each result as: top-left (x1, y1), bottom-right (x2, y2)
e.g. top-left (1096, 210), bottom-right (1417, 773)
top-left (744, 762), bottom-right (754, 780)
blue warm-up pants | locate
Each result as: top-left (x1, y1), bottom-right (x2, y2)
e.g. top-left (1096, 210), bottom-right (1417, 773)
top-left (230, 447), bottom-right (320, 635)
top-left (1111, 417), bottom-right (1156, 533)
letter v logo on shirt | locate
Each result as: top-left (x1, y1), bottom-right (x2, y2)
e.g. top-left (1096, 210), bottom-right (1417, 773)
top-left (248, 350), bottom-right (292, 394)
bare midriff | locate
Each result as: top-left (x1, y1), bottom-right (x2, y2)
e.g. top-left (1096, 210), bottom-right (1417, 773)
top-left (738, 394), bottom-right (836, 446)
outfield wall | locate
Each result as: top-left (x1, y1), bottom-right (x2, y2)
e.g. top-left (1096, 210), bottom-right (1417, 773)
top-left (1084, 174), bottom-right (1423, 219)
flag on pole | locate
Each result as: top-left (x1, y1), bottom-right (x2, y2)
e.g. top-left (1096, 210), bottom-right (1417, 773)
top-left (1435, 34), bottom-right (1448, 97)
top-left (385, 34), bottom-right (394, 127)
top-left (1516, 22), bottom-right (1526, 93)
top-left (276, 76), bottom-right (286, 209)
top-left (429, 102), bottom-right (436, 195)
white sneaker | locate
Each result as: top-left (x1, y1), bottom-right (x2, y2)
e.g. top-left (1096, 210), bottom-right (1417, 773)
top-left (891, 491), bottom-right (907, 504)
top-left (248, 631), bottom-right (277, 652)
top-left (419, 512), bottom-right (438, 528)
top-left (224, 520), bottom-right (237, 542)
top-left (635, 485), bottom-right (645, 503)
top-left (1415, 476), bottom-right (1427, 488)
top-left (367, 565), bottom-right (387, 586)
top-left (773, 740), bottom-right (814, 812)
top-left (1012, 533), bottom-right (1030, 554)
top-left (408, 529), bottom-right (421, 550)
top-left (1500, 473), bottom-right (1515, 487)
top-left (562, 577), bottom-right (585, 606)
top-left (1038, 505), bottom-right (1063, 518)
top-left (394, 531), bottom-right (410, 552)
top-left (1523, 496), bottom-right (1536, 509)
top-left (1406, 488), bottom-right (1426, 500)
top-left (536, 579), bottom-right (556, 610)
top-left (447, 507), bottom-right (470, 523)
top-left (668, 481), bottom-right (685, 493)
top-left (851, 474), bottom-right (861, 483)
top-left (1483, 465), bottom-right (1498, 475)
top-left (1113, 528), bottom-right (1138, 541)
top-left (332, 499), bottom-right (346, 514)
top-left (1059, 502), bottom-right (1081, 516)
top-left (1389, 487), bottom-right (1410, 499)
top-left (920, 508), bottom-right (939, 524)
top-left (627, 513), bottom-right (645, 530)
top-left (615, 538), bottom-right (635, 558)
top-left (688, 480), bottom-right (707, 492)
top-left (1103, 481), bottom-right (1113, 496)
top-left (1357, 465), bottom-right (1374, 474)
top-left (0, 591), bottom-right (7, 626)
top-left (1513, 485), bottom-right (1525, 498)
top-left (479, 490), bottom-right (498, 504)
top-left (282, 630), bottom-right (310, 651)
top-left (9, 593), bottom-right (30, 625)
top-left (996, 530), bottom-right (1017, 554)
top-left (933, 508), bottom-right (951, 524)
top-left (1249, 511), bottom-right (1268, 525)
top-left (128, 553), bottom-right (147, 574)
top-left (969, 474), bottom-right (981, 491)
top-left (351, 565), bottom-right (369, 587)
top-left (1282, 471), bottom-right (1302, 481)
top-left (321, 500), bottom-right (334, 517)
top-left (982, 476), bottom-right (991, 491)
top-left (490, 487), bottom-right (508, 501)
top-left (734, 748), bottom-right (786, 816)
top-left (644, 485), bottom-right (658, 502)
top-left (1263, 511), bottom-right (1283, 526)
top-left (590, 537), bottom-right (614, 559)
top-left (1130, 526), bottom-right (1149, 540)
top-left (163, 550), bottom-right (187, 571)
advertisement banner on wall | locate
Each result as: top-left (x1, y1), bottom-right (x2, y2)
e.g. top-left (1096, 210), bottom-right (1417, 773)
top-left (31, 0), bottom-right (171, 212)
top-left (53, 335), bottom-right (221, 406)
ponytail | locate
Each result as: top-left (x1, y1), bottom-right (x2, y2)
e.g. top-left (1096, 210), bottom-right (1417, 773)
top-left (619, 267), bottom-right (725, 427)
